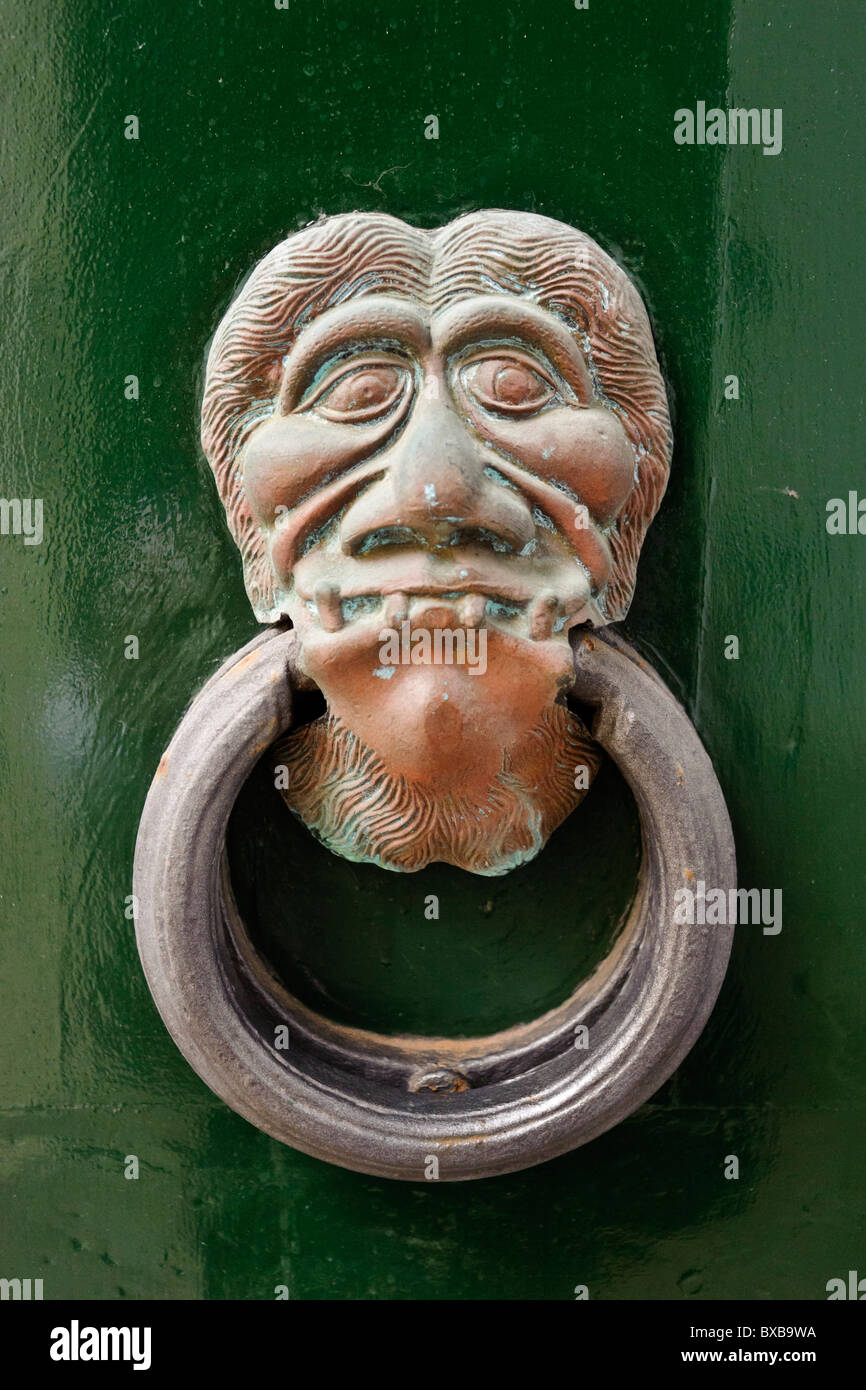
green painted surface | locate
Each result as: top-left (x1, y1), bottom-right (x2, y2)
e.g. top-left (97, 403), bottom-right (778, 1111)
top-left (0, 0), bottom-right (863, 1300)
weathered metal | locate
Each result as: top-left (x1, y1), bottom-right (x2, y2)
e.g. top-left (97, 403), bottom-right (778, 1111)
top-left (133, 624), bottom-right (735, 1180)
top-left (132, 212), bottom-right (735, 1177)
top-left (200, 211), bottom-right (673, 874)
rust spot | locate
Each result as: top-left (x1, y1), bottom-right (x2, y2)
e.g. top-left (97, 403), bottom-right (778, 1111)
top-left (409, 1067), bottom-right (470, 1095)
top-left (684, 868), bottom-right (695, 883)
top-left (250, 717), bottom-right (279, 757)
top-left (155, 755), bottom-right (169, 780)
top-left (226, 649), bottom-right (263, 680)
top-left (675, 764), bottom-right (685, 787)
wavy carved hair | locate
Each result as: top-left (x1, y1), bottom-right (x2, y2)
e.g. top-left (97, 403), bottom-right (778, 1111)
top-left (274, 703), bottom-right (601, 875)
top-left (201, 210), bottom-right (672, 622)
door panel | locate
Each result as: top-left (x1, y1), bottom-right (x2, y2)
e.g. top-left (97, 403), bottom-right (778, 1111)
top-left (1, 0), bottom-right (863, 1299)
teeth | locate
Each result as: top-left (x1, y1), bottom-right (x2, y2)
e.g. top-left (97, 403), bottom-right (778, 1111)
top-left (310, 585), bottom-right (593, 637)
top-left (314, 581), bottom-right (343, 631)
top-left (461, 594), bottom-right (488, 628)
top-left (529, 591), bottom-right (558, 641)
top-left (384, 591), bottom-right (409, 625)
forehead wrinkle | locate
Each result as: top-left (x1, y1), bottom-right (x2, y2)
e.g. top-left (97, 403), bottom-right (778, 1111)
top-left (428, 214), bottom-right (608, 334)
top-left (429, 218), bottom-right (558, 312)
top-left (287, 215), bottom-right (437, 325)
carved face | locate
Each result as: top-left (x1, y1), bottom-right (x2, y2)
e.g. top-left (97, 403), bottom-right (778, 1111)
top-left (202, 211), bottom-right (671, 873)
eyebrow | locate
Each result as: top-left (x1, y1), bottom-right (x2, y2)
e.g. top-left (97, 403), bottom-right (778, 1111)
top-left (431, 296), bottom-right (595, 399)
top-left (278, 297), bottom-right (431, 412)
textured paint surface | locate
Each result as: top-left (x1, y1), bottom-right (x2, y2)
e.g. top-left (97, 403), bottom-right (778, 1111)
top-left (0, 0), bottom-right (864, 1299)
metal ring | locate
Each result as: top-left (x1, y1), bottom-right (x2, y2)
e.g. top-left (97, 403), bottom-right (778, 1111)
top-left (133, 626), bottom-right (735, 1180)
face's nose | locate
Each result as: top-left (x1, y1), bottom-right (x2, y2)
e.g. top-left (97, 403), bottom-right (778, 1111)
top-left (339, 392), bottom-right (536, 555)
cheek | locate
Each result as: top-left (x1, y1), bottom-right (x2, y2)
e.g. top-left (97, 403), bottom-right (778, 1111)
top-left (242, 415), bottom-right (398, 525)
top-left (481, 407), bottom-right (636, 526)
top-left (242, 419), bottom-right (332, 527)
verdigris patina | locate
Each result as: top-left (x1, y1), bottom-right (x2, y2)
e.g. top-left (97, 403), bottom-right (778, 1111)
top-left (201, 211), bottom-right (671, 873)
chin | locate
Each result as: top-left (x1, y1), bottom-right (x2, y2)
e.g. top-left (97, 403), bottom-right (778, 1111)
top-left (273, 699), bottom-right (601, 876)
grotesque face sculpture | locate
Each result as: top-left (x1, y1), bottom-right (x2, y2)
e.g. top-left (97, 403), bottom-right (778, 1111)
top-left (202, 211), bottom-right (671, 875)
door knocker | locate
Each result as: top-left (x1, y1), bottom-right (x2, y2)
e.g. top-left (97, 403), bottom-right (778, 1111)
top-left (133, 210), bottom-right (735, 1179)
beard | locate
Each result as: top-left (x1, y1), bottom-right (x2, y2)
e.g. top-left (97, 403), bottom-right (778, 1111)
top-left (273, 702), bottom-right (600, 876)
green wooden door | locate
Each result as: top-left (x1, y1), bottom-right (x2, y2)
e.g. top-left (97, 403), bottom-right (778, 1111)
top-left (1, 0), bottom-right (863, 1301)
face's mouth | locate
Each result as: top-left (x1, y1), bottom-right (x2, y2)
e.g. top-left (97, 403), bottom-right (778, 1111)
top-left (284, 488), bottom-right (610, 651)
top-left (294, 576), bottom-right (600, 644)
top-left (285, 513), bottom-right (594, 786)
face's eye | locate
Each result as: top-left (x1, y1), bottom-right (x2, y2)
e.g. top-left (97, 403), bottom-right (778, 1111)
top-left (461, 356), bottom-right (557, 416)
top-left (305, 362), bottom-right (409, 423)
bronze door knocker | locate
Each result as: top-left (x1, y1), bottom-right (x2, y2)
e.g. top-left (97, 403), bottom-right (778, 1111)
top-left (133, 211), bottom-right (735, 1180)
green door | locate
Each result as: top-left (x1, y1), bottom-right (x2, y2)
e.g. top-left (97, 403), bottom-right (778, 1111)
top-left (1, 0), bottom-right (863, 1302)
